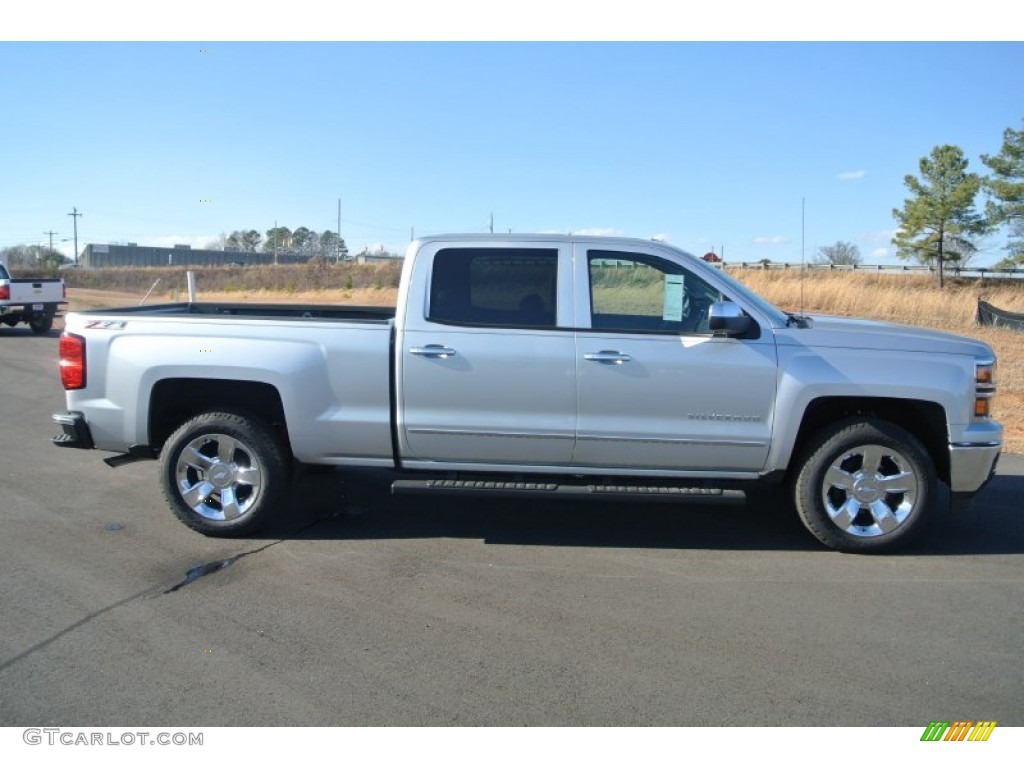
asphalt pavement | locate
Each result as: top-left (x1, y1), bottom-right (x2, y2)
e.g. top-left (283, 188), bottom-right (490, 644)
top-left (1, 325), bottom-right (1022, 726)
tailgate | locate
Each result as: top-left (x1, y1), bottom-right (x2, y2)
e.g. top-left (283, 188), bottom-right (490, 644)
top-left (10, 279), bottom-right (64, 304)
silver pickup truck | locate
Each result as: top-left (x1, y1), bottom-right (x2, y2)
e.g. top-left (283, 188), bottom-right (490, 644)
top-left (52, 234), bottom-right (1002, 552)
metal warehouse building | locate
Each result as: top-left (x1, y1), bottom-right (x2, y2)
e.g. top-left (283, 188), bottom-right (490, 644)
top-left (79, 243), bottom-right (311, 268)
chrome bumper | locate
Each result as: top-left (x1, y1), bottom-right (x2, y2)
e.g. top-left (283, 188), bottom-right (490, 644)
top-left (948, 442), bottom-right (1001, 494)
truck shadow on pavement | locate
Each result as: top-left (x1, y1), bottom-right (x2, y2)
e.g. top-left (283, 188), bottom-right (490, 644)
top-left (267, 468), bottom-right (1024, 555)
top-left (0, 327), bottom-right (62, 339)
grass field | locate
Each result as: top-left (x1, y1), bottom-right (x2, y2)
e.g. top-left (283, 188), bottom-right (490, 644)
top-left (65, 265), bottom-right (1024, 451)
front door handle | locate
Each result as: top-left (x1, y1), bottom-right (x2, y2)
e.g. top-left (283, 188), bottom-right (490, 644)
top-left (410, 345), bottom-right (458, 359)
top-left (584, 350), bottom-right (632, 365)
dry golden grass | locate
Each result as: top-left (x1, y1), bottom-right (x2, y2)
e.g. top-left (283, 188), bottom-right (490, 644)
top-left (170, 286), bottom-right (399, 306)
top-left (732, 269), bottom-right (1024, 330)
top-left (65, 286), bottom-right (400, 311)
top-left (62, 262), bottom-right (403, 296)
top-left (66, 268), bottom-right (1024, 452)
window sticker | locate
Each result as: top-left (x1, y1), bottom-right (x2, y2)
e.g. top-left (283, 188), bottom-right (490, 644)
top-left (663, 274), bottom-right (684, 321)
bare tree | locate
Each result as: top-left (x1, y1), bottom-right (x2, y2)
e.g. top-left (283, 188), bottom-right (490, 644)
top-left (814, 240), bottom-right (862, 266)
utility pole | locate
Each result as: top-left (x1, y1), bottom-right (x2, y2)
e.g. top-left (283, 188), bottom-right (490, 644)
top-left (67, 206), bottom-right (82, 265)
top-left (44, 230), bottom-right (58, 255)
top-left (489, 212), bottom-right (494, 234)
top-left (337, 198), bottom-right (342, 263)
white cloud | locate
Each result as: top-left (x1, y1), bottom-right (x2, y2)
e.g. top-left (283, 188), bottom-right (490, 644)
top-left (753, 235), bottom-right (790, 246)
top-left (837, 170), bottom-right (866, 181)
top-left (871, 247), bottom-right (889, 259)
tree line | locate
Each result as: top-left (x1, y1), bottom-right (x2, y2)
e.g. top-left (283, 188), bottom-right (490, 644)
top-left (0, 244), bottom-right (66, 274)
top-left (210, 226), bottom-right (350, 260)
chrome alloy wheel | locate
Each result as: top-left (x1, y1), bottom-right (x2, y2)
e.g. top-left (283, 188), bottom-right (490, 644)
top-left (821, 443), bottom-right (919, 538)
top-left (174, 433), bottom-right (264, 522)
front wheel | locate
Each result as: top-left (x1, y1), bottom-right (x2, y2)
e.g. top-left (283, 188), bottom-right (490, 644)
top-left (159, 410), bottom-right (290, 537)
top-left (793, 418), bottom-right (937, 553)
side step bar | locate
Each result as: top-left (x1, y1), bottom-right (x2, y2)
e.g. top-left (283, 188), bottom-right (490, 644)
top-left (392, 478), bottom-right (745, 504)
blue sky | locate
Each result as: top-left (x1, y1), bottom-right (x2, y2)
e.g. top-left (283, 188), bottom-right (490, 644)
top-left (1, 38), bottom-right (1021, 264)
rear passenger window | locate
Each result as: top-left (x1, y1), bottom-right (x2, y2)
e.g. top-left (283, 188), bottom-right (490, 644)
top-left (429, 248), bottom-right (558, 328)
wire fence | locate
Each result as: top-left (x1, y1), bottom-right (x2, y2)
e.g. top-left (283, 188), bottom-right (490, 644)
top-left (718, 262), bottom-right (1024, 279)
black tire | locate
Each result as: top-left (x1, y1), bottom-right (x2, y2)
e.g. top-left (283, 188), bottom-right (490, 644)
top-left (793, 418), bottom-right (937, 553)
top-left (159, 410), bottom-right (290, 537)
top-left (29, 313), bottom-right (53, 334)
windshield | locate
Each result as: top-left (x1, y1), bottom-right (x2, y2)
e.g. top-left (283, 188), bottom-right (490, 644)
top-left (659, 244), bottom-right (789, 327)
top-left (706, 264), bottom-right (790, 326)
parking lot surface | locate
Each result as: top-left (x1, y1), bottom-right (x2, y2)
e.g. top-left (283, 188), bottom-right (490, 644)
top-left (1, 326), bottom-right (1022, 725)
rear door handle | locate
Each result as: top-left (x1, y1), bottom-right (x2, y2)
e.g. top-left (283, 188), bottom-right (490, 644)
top-left (410, 345), bottom-right (458, 359)
top-left (584, 350), bottom-right (632, 365)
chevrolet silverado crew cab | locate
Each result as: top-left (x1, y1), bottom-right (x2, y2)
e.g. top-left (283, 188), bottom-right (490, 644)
top-left (0, 262), bottom-right (66, 333)
top-left (51, 234), bottom-right (1002, 552)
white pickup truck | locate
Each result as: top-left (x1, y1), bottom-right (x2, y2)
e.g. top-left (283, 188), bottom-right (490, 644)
top-left (51, 234), bottom-right (1002, 552)
top-left (0, 263), bottom-right (66, 333)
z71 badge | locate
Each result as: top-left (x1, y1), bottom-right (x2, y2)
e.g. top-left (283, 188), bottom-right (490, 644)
top-left (83, 320), bottom-right (127, 330)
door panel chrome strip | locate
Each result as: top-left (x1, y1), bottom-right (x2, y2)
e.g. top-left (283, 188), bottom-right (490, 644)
top-left (577, 434), bottom-right (767, 448)
top-left (408, 428), bottom-right (573, 441)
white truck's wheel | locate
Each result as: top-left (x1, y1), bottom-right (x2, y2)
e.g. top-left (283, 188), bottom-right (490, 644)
top-left (159, 410), bottom-right (289, 537)
top-left (29, 313), bottom-right (53, 334)
top-left (793, 418), bottom-right (937, 553)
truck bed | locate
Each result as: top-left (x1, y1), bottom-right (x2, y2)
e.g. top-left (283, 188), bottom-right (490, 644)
top-left (76, 301), bottom-right (397, 323)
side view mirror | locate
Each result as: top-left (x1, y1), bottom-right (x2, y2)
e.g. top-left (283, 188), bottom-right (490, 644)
top-left (708, 301), bottom-right (754, 336)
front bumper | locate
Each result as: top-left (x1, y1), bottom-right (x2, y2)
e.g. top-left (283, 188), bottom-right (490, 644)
top-left (52, 411), bottom-right (94, 450)
top-left (948, 442), bottom-right (1001, 494)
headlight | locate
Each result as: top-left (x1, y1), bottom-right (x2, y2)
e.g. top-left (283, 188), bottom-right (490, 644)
top-left (973, 360), bottom-right (996, 421)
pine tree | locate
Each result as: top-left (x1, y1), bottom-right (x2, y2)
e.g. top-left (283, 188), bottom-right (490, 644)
top-left (981, 123), bottom-right (1024, 267)
top-left (892, 145), bottom-right (986, 288)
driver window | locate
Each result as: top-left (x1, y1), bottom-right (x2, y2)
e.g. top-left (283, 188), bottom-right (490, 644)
top-left (588, 250), bottom-right (726, 334)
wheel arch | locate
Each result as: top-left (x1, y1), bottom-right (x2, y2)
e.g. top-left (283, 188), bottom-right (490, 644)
top-left (149, 378), bottom-right (289, 455)
top-left (788, 397), bottom-right (949, 485)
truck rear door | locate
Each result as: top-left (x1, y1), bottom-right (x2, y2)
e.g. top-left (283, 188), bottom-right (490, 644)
top-left (397, 242), bottom-right (577, 467)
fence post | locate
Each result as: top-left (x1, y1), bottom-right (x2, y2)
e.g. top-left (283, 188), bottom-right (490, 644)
top-left (186, 271), bottom-right (196, 302)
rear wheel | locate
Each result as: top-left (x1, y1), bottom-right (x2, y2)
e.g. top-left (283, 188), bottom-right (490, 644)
top-left (793, 418), bottom-right (937, 553)
top-left (159, 410), bottom-right (290, 537)
top-left (29, 313), bottom-right (53, 334)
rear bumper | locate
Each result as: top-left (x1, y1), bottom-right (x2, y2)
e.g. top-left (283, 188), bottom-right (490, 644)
top-left (51, 411), bottom-right (94, 450)
top-left (0, 301), bottom-right (65, 314)
top-left (948, 442), bottom-right (1001, 494)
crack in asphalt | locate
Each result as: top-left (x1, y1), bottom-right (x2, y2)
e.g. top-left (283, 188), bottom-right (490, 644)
top-left (0, 513), bottom-right (337, 673)
top-left (160, 538), bottom-right (281, 595)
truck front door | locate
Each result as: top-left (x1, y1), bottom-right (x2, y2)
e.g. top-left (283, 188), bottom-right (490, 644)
top-left (572, 245), bottom-right (778, 473)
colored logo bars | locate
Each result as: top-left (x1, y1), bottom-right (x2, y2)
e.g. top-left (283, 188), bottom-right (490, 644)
top-left (920, 721), bottom-right (997, 742)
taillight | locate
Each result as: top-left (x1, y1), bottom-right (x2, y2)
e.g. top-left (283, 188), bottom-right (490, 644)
top-left (59, 332), bottom-right (86, 390)
top-left (0, 285), bottom-right (9, 300)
